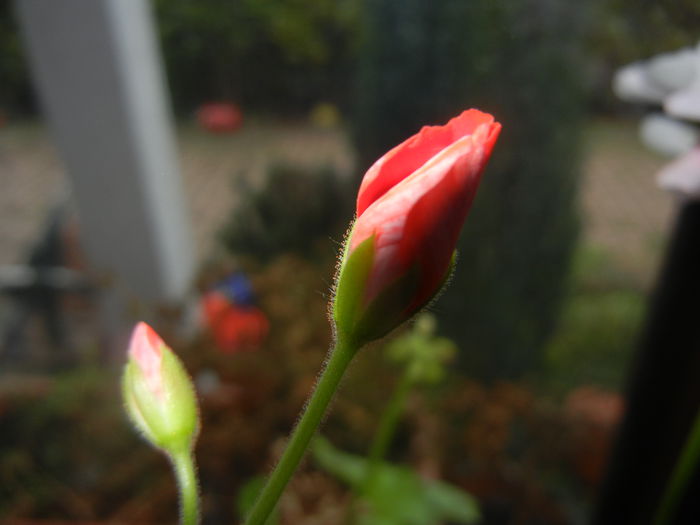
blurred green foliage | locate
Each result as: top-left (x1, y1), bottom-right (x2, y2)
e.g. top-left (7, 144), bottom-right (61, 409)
top-left (544, 290), bottom-right (644, 391)
top-left (0, 368), bottom-right (160, 520)
top-left (541, 246), bottom-right (647, 393)
top-left (153, 0), bottom-right (360, 113)
top-left (0, 3), bottom-right (32, 115)
top-left (589, 0), bottom-right (700, 62)
top-left (219, 163), bottom-right (352, 262)
top-left (586, 0), bottom-right (700, 110)
top-left (312, 436), bottom-right (480, 525)
top-left (385, 314), bottom-right (456, 386)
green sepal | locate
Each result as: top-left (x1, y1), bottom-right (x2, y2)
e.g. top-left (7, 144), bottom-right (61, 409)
top-left (122, 347), bottom-right (199, 454)
top-left (333, 233), bottom-right (420, 345)
top-left (351, 250), bottom-right (457, 344)
top-left (333, 238), bottom-right (458, 345)
top-left (333, 234), bottom-right (376, 342)
top-left (351, 267), bottom-right (420, 343)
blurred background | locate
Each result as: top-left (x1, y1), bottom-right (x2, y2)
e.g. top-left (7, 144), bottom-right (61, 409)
top-left (1, 0), bottom-right (699, 523)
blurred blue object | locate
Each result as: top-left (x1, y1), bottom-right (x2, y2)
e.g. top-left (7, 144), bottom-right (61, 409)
top-left (216, 272), bottom-right (255, 307)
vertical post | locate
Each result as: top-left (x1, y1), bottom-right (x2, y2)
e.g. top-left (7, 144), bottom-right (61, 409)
top-left (592, 201), bottom-right (700, 523)
top-left (14, 0), bottom-right (194, 304)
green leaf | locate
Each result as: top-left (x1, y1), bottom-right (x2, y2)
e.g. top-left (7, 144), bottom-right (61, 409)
top-left (312, 434), bottom-right (366, 485)
top-left (311, 437), bottom-right (480, 524)
top-left (424, 479), bottom-right (480, 523)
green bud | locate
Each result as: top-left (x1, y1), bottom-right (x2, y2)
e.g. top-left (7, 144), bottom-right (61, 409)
top-left (122, 322), bottom-right (199, 453)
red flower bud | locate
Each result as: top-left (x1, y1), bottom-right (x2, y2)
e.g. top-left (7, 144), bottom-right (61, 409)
top-left (333, 109), bottom-right (501, 343)
top-left (122, 322), bottom-right (199, 452)
top-left (128, 322), bottom-right (166, 400)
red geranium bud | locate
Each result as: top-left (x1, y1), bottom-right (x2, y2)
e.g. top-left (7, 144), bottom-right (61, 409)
top-left (122, 322), bottom-right (199, 453)
top-left (333, 109), bottom-right (501, 344)
top-left (128, 322), bottom-right (165, 399)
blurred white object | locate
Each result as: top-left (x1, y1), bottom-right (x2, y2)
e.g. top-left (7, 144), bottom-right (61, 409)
top-left (639, 113), bottom-right (699, 157)
top-left (658, 148), bottom-right (700, 200)
top-left (16, 0), bottom-right (195, 303)
top-left (614, 43), bottom-right (700, 202)
top-left (664, 43), bottom-right (700, 122)
top-left (647, 47), bottom-right (698, 92)
top-left (613, 63), bottom-right (668, 104)
top-left (666, 88), bottom-right (700, 122)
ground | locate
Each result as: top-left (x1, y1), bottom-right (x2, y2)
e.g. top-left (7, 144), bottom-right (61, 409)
top-left (579, 118), bottom-right (672, 286)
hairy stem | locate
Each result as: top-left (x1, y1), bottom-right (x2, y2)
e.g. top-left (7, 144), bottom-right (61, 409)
top-left (244, 335), bottom-right (358, 525)
top-left (171, 447), bottom-right (199, 525)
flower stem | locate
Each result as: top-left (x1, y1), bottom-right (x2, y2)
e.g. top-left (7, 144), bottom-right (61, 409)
top-left (244, 335), bottom-right (359, 525)
top-left (653, 407), bottom-right (700, 525)
top-left (363, 367), bottom-right (413, 492)
top-left (171, 446), bottom-right (199, 525)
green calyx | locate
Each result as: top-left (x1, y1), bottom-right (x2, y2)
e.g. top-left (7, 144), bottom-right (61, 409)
top-left (333, 235), bottom-right (375, 344)
top-left (122, 347), bottom-right (199, 454)
top-left (333, 235), bottom-right (458, 346)
top-left (332, 235), bottom-right (420, 345)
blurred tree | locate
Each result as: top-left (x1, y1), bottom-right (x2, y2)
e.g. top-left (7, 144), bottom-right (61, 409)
top-left (219, 163), bottom-right (352, 262)
top-left (0, 2), bottom-right (34, 115)
top-left (591, 0), bottom-right (700, 61)
top-left (352, 0), bottom-right (588, 379)
top-left (585, 0), bottom-right (700, 112)
top-left (351, 0), bottom-right (439, 170)
top-left (153, 0), bottom-right (360, 114)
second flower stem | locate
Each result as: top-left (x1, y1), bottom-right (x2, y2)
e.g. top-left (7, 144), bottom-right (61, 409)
top-left (363, 367), bottom-right (413, 492)
top-left (244, 335), bottom-right (358, 525)
top-left (653, 406), bottom-right (700, 525)
top-left (171, 446), bottom-right (199, 525)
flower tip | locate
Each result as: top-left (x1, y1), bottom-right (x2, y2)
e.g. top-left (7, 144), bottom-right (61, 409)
top-left (122, 321), bottom-right (199, 452)
top-left (128, 321), bottom-right (164, 368)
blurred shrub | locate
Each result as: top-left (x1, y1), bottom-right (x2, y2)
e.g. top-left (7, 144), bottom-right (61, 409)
top-left (0, 3), bottom-right (34, 115)
top-left (541, 246), bottom-right (647, 393)
top-left (352, 0), bottom-right (587, 379)
top-left (219, 163), bottom-right (353, 262)
top-left (543, 290), bottom-right (644, 392)
top-left (153, 0), bottom-right (360, 114)
top-left (312, 436), bottom-right (480, 525)
top-left (585, 0), bottom-right (700, 111)
top-left (0, 369), bottom-right (170, 522)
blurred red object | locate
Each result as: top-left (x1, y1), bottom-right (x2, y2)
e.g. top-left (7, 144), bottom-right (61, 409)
top-left (565, 386), bottom-right (624, 428)
top-left (565, 386), bottom-right (624, 487)
top-left (202, 292), bottom-right (268, 353)
top-left (196, 102), bottom-right (243, 133)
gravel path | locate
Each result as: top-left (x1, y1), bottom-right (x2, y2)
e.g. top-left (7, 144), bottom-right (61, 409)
top-left (580, 119), bottom-right (674, 286)
top-left (0, 119), bottom-right (354, 267)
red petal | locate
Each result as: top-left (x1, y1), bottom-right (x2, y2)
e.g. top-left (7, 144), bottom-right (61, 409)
top-left (356, 109), bottom-right (496, 216)
top-left (350, 119), bottom-right (501, 307)
top-left (128, 322), bottom-right (165, 399)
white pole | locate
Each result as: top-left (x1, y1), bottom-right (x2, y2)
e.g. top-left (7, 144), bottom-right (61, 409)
top-left (14, 0), bottom-right (195, 304)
